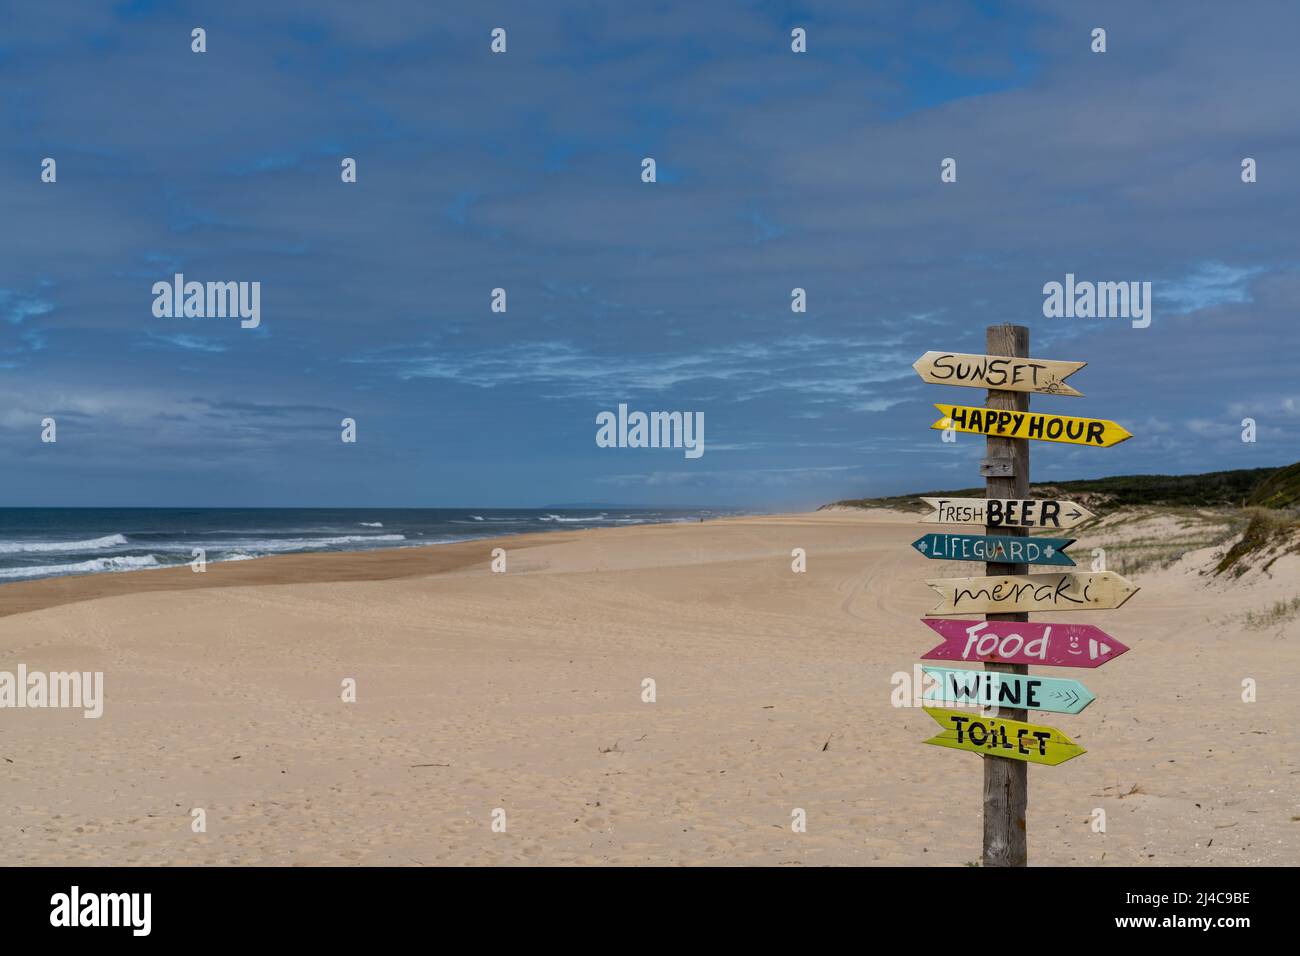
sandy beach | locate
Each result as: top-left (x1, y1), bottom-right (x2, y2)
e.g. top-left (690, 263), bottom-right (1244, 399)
top-left (1, 510), bottom-right (1295, 866)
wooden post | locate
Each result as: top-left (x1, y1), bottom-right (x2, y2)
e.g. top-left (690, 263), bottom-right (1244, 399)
top-left (982, 323), bottom-right (1030, 867)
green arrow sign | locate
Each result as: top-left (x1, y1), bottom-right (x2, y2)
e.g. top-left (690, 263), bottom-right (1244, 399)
top-left (922, 666), bottom-right (1095, 715)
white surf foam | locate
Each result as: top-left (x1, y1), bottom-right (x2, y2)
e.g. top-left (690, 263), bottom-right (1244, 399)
top-left (0, 533), bottom-right (130, 554)
top-left (0, 554), bottom-right (160, 580)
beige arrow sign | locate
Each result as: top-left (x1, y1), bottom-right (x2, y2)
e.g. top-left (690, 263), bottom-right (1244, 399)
top-left (926, 571), bottom-right (1139, 615)
top-left (920, 497), bottom-right (1097, 530)
top-left (912, 351), bottom-right (1086, 397)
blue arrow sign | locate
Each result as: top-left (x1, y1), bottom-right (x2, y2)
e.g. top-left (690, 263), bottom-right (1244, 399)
top-left (910, 532), bottom-right (1076, 567)
top-left (922, 666), bottom-right (1096, 715)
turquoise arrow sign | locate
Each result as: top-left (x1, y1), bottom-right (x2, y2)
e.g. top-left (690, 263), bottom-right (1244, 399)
top-left (910, 532), bottom-right (1076, 567)
top-left (922, 666), bottom-right (1096, 715)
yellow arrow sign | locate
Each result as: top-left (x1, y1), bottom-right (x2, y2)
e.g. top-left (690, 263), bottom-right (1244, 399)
top-left (913, 351), bottom-right (1086, 397)
top-left (923, 707), bottom-right (1085, 766)
top-left (932, 404), bottom-right (1132, 448)
top-left (926, 570), bottom-right (1139, 615)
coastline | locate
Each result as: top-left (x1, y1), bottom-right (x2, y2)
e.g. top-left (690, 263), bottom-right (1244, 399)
top-left (1, 508), bottom-right (1295, 865)
top-left (0, 529), bottom-right (575, 621)
top-left (0, 506), bottom-right (737, 593)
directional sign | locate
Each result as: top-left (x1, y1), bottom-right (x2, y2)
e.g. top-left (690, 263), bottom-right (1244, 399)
top-left (923, 666), bottom-right (1095, 715)
top-left (920, 497), bottom-right (1096, 530)
top-left (920, 619), bottom-right (1130, 669)
top-left (912, 351), bottom-right (1087, 397)
top-left (926, 571), bottom-right (1139, 615)
top-left (932, 404), bottom-right (1132, 448)
top-left (923, 707), bottom-right (1085, 766)
top-left (911, 532), bottom-right (1076, 567)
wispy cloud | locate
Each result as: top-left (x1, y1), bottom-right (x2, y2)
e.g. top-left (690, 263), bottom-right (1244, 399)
top-left (142, 333), bottom-right (229, 353)
top-left (0, 288), bottom-right (54, 325)
top-left (1159, 262), bottom-right (1267, 315)
top-left (348, 336), bottom-right (916, 406)
top-left (596, 464), bottom-right (862, 488)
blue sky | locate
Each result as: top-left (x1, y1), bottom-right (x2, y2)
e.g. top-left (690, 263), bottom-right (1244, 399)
top-left (1, 1), bottom-right (1297, 508)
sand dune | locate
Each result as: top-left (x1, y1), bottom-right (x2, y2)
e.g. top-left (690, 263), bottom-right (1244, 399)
top-left (0, 511), bottom-right (1295, 865)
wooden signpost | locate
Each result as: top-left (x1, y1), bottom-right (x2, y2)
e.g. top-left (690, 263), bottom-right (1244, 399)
top-left (932, 404), bottom-right (1132, 447)
top-left (912, 351), bottom-right (1086, 397)
top-left (922, 707), bottom-right (1086, 766)
top-left (920, 497), bottom-right (1096, 529)
top-left (925, 570), bottom-right (1139, 615)
top-left (908, 324), bottom-right (1136, 867)
top-left (922, 666), bottom-right (1095, 715)
top-left (911, 532), bottom-right (1076, 567)
top-left (920, 619), bottom-right (1130, 668)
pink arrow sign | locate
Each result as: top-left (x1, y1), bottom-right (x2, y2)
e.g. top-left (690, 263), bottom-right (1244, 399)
top-left (920, 619), bottom-right (1129, 668)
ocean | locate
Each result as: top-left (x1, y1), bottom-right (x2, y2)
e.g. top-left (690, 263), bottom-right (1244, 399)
top-left (0, 507), bottom-right (738, 585)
